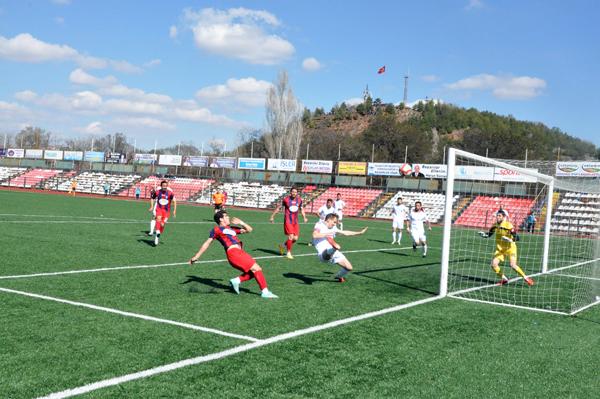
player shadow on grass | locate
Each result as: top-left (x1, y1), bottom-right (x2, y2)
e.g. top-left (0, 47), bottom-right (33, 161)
top-left (137, 238), bottom-right (156, 246)
top-left (180, 275), bottom-right (257, 295)
top-left (282, 272), bottom-right (339, 285)
top-left (354, 262), bottom-right (440, 295)
top-left (255, 248), bottom-right (284, 255)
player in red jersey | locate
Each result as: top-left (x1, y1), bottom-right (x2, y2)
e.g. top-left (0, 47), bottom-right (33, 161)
top-left (151, 180), bottom-right (176, 246)
top-left (189, 210), bottom-right (278, 298)
top-left (269, 187), bottom-right (308, 259)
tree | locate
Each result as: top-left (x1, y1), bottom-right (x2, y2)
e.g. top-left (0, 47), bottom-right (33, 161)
top-left (15, 126), bottom-right (53, 148)
top-left (264, 70), bottom-right (304, 159)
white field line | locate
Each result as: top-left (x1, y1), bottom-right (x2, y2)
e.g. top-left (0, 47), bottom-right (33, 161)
top-left (0, 220), bottom-right (145, 224)
top-left (446, 294), bottom-right (568, 316)
top-left (0, 246), bottom-right (417, 280)
top-left (37, 295), bottom-right (441, 399)
top-left (0, 287), bottom-right (258, 342)
top-left (570, 297), bottom-right (600, 315)
top-left (554, 273), bottom-right (600, 281)
top-left (0, 213), bottom-right (143, 222)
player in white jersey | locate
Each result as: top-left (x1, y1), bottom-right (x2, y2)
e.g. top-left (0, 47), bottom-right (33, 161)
top-left (406, 201), bottom-right (431, 257)
top-left (318, 198), bottom-right (337, 220)
top-left (391, 196), bottom-right (409, 244)
top-left (312, 213), bottom-right (367, 282)
top-left (334, 193), bottom-right (346, 230)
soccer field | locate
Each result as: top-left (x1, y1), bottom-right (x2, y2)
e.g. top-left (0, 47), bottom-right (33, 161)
top-left (1, 190), bottom-right (598, 398)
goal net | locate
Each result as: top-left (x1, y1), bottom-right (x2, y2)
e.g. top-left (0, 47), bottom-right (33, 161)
top-left (440, 148), bottom-right (600, 315)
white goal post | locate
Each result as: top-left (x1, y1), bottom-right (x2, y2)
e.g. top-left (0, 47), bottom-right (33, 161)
top-left (440, 148), bottom-right (600, 315)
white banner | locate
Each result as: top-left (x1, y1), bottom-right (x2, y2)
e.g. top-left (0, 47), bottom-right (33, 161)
top-left (556, 162), bottom-right (600, 177)
top-left (455, 166), bottom-right (495, 181)
top-left (158, 154), bottom-right (182, 166)
top-left (367, 162), bottom-right (403, 176)
top-left (25, 149), bottom-right (43, 159)
top-left (493, 167), bottom-right (539, 182)
top-left (6, 148), bottom-right (25, 158)
top-left (267, 158), bottom-right (297, 171)
top-left (411, 164), bottom-right (447, 178)
top-left (44, 150), bottom-right (63, 160)
top-left (301, 160), bottom-right (333, 174)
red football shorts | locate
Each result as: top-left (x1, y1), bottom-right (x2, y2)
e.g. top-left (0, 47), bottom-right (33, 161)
top-left (284, 223), bottom-right (299, 236)
top-left (155, 208), bottom-right (170, 221)
top-left (226, 247), bottom-right (256, 272)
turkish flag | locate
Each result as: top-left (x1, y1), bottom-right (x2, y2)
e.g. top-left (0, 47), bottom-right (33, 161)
top-left (377, 66), bottom-right (386, 74)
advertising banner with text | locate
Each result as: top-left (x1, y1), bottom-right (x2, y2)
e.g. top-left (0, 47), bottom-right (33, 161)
top-left (209, 157), bottom-right (236, 169)
top-left (338, 161), bottom-right (367, 175)
top-left (182, 156), bottom-right (209, 167)
top-left (367, 162), bottom-right (403, 176)
top-left (267, 158), bottom-right (297, 171)
top-left (63, 151), bottom-right (83, 161)
top-left (556, 162), bottom-right (600, 177)
top-left (44, 150), bottom-right (63, 160)
top-left (301, 160), bottom-right (333, 174)
top-left (158, 154), bottom-right (182, 166)
top-left (238, 157), bottom-right (266, 170)
top-left (25, 149), bottom-right (43, 159)
top-left (84, 151), bottom-right (105, 162)
top-left (134, 153), bottom-right (157, 164)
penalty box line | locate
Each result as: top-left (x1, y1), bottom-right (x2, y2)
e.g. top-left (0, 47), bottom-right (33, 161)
top-left (0, 246), bottom-right (417, 281)
top-left (0, 286), bottom-right (259, 342)
top-left (37, 294), bottom-right (441, 399)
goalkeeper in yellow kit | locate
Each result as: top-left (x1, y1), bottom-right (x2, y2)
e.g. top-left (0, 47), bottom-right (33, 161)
top-left (479, 210), bottom-right (534, 286)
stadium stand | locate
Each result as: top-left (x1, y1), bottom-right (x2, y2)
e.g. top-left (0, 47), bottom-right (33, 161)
top-left (551, 192), bottom-right (600, 235)
top-left (374, 191), bottom-right (458, 223)
top-left (4, 168), bottom-right (61, 188)
top-left (194, 182), bottom-right (289, 209)
top-left (454, 196), bottom-right (536, 229)
top-left (0, 167), bottom-right (26, 184)
top-left (46, 171), bottom-right (141, 195)
top-left (308, 187), bottom-right (383, 216)
top-left (119, 176), bottom-right (212, 201)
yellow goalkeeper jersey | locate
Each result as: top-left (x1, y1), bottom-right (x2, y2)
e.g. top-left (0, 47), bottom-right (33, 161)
top-left (492, 220), bottom-right (516, 250)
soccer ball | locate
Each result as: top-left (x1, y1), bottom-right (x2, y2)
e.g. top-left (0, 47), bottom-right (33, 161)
top-left (399, 163), bottom-right (412, 176)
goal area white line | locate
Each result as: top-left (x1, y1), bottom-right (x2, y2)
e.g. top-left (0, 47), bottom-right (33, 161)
top-left (0, 287), bottom-right (259, 342)
top-left (36, 295), bottom-right (442, 399)
top-left (0, 246), bottom-right (417, 280)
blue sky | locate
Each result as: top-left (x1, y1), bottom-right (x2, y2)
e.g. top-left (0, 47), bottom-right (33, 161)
top-left (0, 0), bottom-right (598, 151)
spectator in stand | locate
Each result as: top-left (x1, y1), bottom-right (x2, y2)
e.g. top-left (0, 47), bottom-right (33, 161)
top-left (103, 182), bottom-right (110, 196)
top-left (526, 211), bottom-right (537, 233)
top-left (135, 185), bottom-right (141, 200)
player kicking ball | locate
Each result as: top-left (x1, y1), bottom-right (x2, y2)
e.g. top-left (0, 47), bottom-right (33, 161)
top-left (189, 210), bottom-right (278, 298)
top-left (312, 213), bottom-right (367, 282)
top-left (479, 210), bottom-right (534, 286)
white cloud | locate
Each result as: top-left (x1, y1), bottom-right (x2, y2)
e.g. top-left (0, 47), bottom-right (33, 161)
top-left (169, 25), bottom-right (178, 39)
top-left (114, 117), bottom-right (176, 130)
top-left (195, 77), bottom-right (272, 107)
top-left (54, 16), bottom-right (65, 25)
top-left (52, 0), bottom-right (71, 5)
top-left (173, 107), bottom-right (243, 128)
top-left (70, 68), bottom-right (117, 87)
top-left (465, 0), bottom-right (483, 10)
top-left (83, 121), bottom-right (103, 134)
top-left (71, 91), bottom-right (103, 109)
top-left (144, 59), bottom-right (161, 68)
top-left (445, 73), bottom-right (546, 100)
top-left (344, 97), bottom-right (363, 106)
top-left (100, 85), bottom-right (172, 104)
top-left (104, 99), bottom-right (164, 115)
top-left (14, 90), bottom-right (38, 102)
top-left (184, 7), bottom-right (294, 65)
top-left (0, 33), bottom-right (142, 73)
top-left (302, 57), bottom-right (321, 72)
top-left (422, 74), bottom-right (440, 82)
top-left (0, 100), bottom-right (28, 112)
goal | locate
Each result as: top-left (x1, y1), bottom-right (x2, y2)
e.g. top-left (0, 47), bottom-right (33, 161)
top-left (440, 148), bottom-right (600, 315)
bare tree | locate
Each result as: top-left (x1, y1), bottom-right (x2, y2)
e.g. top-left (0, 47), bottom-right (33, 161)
top-left (265, 70), bottom-right (304, 159)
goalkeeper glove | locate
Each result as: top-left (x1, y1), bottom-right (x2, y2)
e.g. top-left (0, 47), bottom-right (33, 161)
top-left (478, 231), bottom-right (489, 238)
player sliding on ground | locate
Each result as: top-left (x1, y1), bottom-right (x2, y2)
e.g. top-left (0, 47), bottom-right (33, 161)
top-left (479, 209), bottom-right (534, 286)
top-left (189, 210), bottom-right (278, 298)
top-left (312, 213), bottom-right (368, 282)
